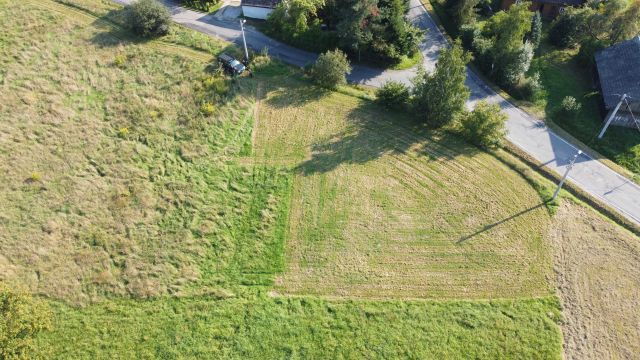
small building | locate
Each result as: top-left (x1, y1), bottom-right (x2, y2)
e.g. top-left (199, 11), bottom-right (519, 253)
top-left (501, 0), bottom-right (584, 18)
top-left (241, 0), bottom-right (281, 20)
top-left (595, 36), bottom-right (640, 128)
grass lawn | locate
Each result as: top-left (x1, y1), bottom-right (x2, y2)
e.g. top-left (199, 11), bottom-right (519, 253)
top-left (0, 0), bottom-right (567, 358)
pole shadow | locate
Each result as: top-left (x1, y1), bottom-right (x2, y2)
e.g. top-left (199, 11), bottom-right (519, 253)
top-left (456, 202), bottom-right (546, 244)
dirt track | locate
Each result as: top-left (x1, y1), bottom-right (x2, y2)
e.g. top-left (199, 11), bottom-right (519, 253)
top-left (552, 202), bottom-right (640, 359)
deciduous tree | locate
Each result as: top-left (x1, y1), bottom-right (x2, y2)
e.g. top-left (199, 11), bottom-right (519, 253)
top-left (412, 41), bottom-right (471, 127)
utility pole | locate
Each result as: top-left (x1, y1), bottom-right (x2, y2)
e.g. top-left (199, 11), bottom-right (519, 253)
top-left (552, 150), bottom-right (583, 201)
top-left (240, 19), bottom-right (249, 64)
top-left (598, 93), bottom-right (627, 139)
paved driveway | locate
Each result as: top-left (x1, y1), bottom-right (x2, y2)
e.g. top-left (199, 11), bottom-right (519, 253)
top-left (114, 0), bottom-right (640, 224)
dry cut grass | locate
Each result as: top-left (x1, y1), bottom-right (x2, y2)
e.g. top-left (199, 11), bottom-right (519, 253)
top-left (252, 79), bottom-right (555, 299)
top-left (551, 201), bottom-right (640, 360)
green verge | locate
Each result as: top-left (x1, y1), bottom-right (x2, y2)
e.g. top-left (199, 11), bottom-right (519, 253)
top-left (36, 296), bottom-right (562, 359)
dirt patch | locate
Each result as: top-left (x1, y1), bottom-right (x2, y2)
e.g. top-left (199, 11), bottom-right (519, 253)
top-left (551, 201), bottom-right (640, 359)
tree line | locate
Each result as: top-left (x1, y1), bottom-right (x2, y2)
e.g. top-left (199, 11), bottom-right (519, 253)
top-left (265, 0), bottom-right (424, 65)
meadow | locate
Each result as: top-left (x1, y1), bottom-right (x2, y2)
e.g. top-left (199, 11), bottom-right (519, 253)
top-left (0, 0), bottom-right (601, 358)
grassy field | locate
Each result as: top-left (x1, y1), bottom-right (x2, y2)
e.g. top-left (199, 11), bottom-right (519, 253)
top-left (251, 79), bottom-right (554, 299)
top-left (34, 295), bottom-right (562, 359)
top-left (0, 0), bottom-right (292, 302)
top-left (0, 0), bottom-right (570, 358)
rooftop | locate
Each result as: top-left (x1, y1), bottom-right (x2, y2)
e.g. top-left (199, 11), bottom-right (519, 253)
top-left (595, 36), bottom-right (640, 109)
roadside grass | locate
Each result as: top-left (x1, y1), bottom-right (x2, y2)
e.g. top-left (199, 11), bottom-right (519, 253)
top-left (252, 78), bottom-right (555, 299)
top-left (35, 295), bottom-right (562, 359)
top-left (390, 50), bottom-right (424, 70)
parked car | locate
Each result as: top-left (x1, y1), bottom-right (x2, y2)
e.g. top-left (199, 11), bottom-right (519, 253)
top-left (218, 53), bottom-right (246, 75)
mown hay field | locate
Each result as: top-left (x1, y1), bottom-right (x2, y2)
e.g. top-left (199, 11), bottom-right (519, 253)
top-left (251, 80), bottom-right (554, 299)
top-left (0, 0), bottom-right (569, 358)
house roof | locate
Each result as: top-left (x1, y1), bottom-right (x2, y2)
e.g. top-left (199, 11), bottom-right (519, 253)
top-left (241, 0), bottom-right (281, 8)
top-left (595, 36), bottom-right (640, 109)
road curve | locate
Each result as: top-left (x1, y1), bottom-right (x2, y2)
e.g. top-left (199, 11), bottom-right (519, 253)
top-left (115, 0), bottom-right (640, 225)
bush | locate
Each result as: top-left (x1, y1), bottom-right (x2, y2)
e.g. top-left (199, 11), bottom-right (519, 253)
top-left (458, 100), bottom-right (508, 148)
top-left (125, 0), bottom-right (171, 38)
top-left (549, 11), bottom-right (580, 48)
top-left (376, 81), bottom-right (410, 110)
top-left (200, 102), bottom-right (216, 115)
top-left (559, 96), bottom-right (582, 114)
top-left (1, 283), bottom-right (52, 360)
top-left (179, 0), bottom-right (221, 12)
top-left (576, 37), bottom-right (607, 67)
top-left (310, 50), bottom-right (351, 89)
top-left (517, 72), bottom-right (546, 103)
top-left (459, 24), bottom-right (480, 49)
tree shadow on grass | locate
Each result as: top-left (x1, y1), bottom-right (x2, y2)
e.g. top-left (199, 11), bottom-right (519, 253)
top-left (294, 100), bottom-right (480, 175)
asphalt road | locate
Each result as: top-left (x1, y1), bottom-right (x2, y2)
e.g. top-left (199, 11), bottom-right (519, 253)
top-left (115, 0), bottom-right (640, 225)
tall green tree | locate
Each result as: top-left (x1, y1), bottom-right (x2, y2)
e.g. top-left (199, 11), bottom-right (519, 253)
top-left (482, 2), bottom-right (534, 86)
top-left (412, 41), bottom-right (472, 127)
top-left (445, 0), bottom-right (480, 29)
top-left (529, 11), bottom-right (542, 50)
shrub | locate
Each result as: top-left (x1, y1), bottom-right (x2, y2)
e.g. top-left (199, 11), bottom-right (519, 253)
top-left (376, 81), bottom-right (410, 110)
top-left (114, 54), bottom-right (127, 68)
top-left (518, 72), bottom-right (546, 103)
top-left (179, 0), bottom-right (221, 12)
top-left (458, 100), bottom-right (508, 148)
top-left (549, 11), bottom-right (580, 48)
top-left (310, 50), bottom-right (352, 89)
top-left (200, 102), bottom-right (216, 115)
top-left (560, 96), bottom-right (582, 114)
top-left (125, 0), bottom-right (171, 38)
top-left (1, 283), bottom-right (52, 360)
top-left (203, 76), bottom-right (228, 96)
top-left (576, 37), bottom-right (607, 67)
top-left (459, 24), bottom-right (480, 49)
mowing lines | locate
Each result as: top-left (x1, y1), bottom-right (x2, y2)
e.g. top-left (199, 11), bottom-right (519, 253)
top-left (251, 79), bottom-right (554, 299)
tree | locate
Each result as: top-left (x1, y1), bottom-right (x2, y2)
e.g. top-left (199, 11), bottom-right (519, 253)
top-left (310, 49), bottom-right (352, 89)
top-left (458, 101), bottom-right (507, 148)
top-left (125, 0), bottom-right (171, 37)
top-left (376, 81), bottom-right (410, 110)
top-left (1, 283), bottom-right (52, 359)
top-left (445, 0), bottom-right (480, 29)
top-left (549, 9), bottom-right (580, 48)
top-left (266, 0), bottom-right (325, 37)
top-left (412, 41), bottom-right (472, 127)
top-left (482, 2), bottom-right (534, 86)
top-left (528, 11), bottom-right (542, 50)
